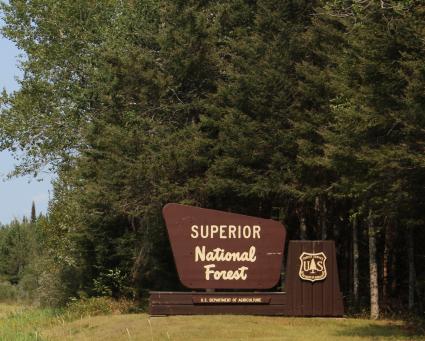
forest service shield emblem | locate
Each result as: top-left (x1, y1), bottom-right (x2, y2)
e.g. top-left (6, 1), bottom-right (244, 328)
top-left (299, 252), bottom-right (327, 282)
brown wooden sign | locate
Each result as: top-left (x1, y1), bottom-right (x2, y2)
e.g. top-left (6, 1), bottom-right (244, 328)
top-left (163, 203), bottom-right (286, 289)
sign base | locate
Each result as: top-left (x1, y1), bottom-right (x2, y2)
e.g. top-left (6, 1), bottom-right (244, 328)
top-left (149, 291), bottom-right (287, 316)
top-left (149, 239), bottom-right (344, 317)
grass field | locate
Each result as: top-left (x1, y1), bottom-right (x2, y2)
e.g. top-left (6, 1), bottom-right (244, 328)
top-left (1, 303), bottom-right (424, 341)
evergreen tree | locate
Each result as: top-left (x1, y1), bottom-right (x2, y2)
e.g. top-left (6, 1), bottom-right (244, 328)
top-left (320, 1), bottom-right (425, 317)
top-left (31, 201), bottom-right (36, 225)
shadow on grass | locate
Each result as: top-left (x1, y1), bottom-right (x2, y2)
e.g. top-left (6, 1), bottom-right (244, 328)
top-left (335, 322), bottom-right (424, 339)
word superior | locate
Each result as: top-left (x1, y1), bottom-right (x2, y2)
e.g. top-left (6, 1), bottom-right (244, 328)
top-left (191, 224), bottom-right (261, 239)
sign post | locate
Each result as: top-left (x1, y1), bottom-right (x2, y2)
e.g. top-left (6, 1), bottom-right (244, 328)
top-left (285, 240), bottom-right (344, 316)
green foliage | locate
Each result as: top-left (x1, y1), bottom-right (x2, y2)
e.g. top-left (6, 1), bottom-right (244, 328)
top-left (93, 269), bottom-right (127, 297)
top-left (0, 282), bottom-right (18, 302)
top-left (0, 219), bottom-right (40, 285)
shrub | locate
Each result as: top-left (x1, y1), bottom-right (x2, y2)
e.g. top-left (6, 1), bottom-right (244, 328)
top-left (0, 281), bottom-right (18, 302)
top-left (64, 297), bottom-right (134, 318)
top-left (65, 297), bottom-right (113, 318)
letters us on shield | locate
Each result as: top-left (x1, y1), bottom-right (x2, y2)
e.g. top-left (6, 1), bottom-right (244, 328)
top-left (298, 252), bottom-right (327, 282)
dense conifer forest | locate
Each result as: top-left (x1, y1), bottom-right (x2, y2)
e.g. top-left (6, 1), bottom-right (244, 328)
top-left (1, 0), bottom-right (424, 320)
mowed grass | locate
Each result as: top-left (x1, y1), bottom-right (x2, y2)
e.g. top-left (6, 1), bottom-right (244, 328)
top-left (1, 303), bottom-right (424, 341)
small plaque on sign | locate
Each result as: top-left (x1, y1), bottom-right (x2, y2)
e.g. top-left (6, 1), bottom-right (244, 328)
top-left (192, 296), bottom-right (270, 304)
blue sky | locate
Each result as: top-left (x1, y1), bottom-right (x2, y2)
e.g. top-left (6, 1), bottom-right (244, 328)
top-left (0, 19), bottom-right (54, 224)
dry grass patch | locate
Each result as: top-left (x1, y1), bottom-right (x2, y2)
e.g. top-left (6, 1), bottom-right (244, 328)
top-left (43, 314), bottom-right (424, 341)
top-left (0, 303), bottom-right (21, 319)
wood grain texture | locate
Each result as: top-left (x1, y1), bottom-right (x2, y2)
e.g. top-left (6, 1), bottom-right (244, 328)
top-left (285, 241), bottom-right (344, 316)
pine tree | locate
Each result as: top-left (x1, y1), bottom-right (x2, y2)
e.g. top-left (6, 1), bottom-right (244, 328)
top-left (320, 1), bottom-right (425, 317)
top-left (31, 201), bottom-right (36, 225)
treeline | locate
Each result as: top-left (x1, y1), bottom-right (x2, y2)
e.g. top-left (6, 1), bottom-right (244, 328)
top-left (1, 0), bottom-right (425, 318)
top-left (0, 204), bottom-right (46, 302)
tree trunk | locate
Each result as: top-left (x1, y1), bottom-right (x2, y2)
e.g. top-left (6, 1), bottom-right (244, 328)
top-left (352, 214), bottom-right (359, 307)
top-left (368, 210), bottom-right (379, 319)
top-left (315, 196), bottom-right (327, 240)
top-left (321, 198), bottom-right (327, 240)
top-left (382, 221), bottom-right (395, 311)
top-left (297, 206), bottom-right (307, 240)
top-left (382, 224), bottom-right (389, 310)
top-left (131, 244), bottom-right (147, 292)
top-left (299, 210), bottom-right (307, 240)
top-left (408, 226), bottom-right (416, 311)
top-left (391, 231), bottom-right (397, 293)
